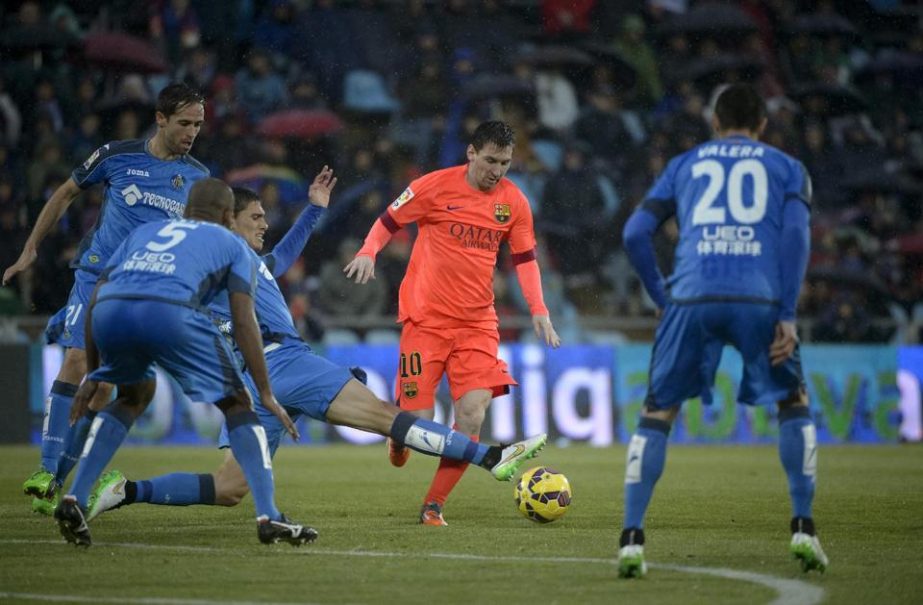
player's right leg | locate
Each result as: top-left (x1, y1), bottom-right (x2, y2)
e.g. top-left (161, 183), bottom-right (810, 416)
top-left (56, 379), bottom-right (156, 547)
top-left (619, 304), bottom-right (707, 578)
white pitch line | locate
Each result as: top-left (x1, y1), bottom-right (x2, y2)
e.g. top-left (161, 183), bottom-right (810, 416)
top-left (0, 595), bottom-right (318, 605)
top-left (0, 539), bottom-right (824, 605)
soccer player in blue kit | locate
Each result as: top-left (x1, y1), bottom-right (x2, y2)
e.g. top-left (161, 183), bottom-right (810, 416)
top-left (85, 176), bottom-right (546, 521)
top-left (55, 178), bottom-right (315, 548)
top-left (3, 83), bottom-right (209, 515)
top-left (617, 85), bottom-right (827, 577)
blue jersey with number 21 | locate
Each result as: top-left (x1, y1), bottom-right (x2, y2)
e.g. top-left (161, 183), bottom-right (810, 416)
top-left (641, 135), bottom-right (811, 304)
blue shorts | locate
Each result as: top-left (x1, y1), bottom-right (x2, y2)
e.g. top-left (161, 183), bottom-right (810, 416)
top-left (646, 301), bottom-right (804, 409)
top-left (218, 340), bottom-right (354, 455)
top-left (89, 298), bottom-right (246, 404)
top-left (45, 269), bottom-right (99, 349)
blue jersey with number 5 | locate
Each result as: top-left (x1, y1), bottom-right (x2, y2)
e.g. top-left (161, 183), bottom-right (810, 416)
top-left (641, 135), bottom-right (811, 303)
top-left (97, 219), bottom-right (256, 308)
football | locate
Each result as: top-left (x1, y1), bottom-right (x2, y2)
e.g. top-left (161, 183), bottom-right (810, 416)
top-left (514, 466), bottom-right (572, 523)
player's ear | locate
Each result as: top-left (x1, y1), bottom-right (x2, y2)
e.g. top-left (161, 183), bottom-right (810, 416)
top-left (222, 207), bottom-right (234, 229)
top-left (155, 111), bottom-right (167, 129)
top-left (710, 113), bottom-right (721, 136)
top-left (466, 144), bottom-right (476, 162)
top-left (756, 116), bottom-right (768, 138)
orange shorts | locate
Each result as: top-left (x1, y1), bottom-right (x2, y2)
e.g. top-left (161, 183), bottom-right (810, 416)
top-left (394, 321), bottom-right (517, 410)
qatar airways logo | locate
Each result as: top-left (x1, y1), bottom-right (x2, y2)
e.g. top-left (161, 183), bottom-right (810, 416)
top-left (448, 223), bottom-right (503, 251)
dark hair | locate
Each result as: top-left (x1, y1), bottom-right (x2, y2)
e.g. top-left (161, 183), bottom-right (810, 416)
top-left (713, 84), bottom-right (766, 132)
top-left (231, 186), bottom-right (260, 215)
top-left (470, 120), bottom-right (515, 151)
top-left (156, 82), bottom-right (206, 118)
top-left (186, 178), bottom-right (233, 219)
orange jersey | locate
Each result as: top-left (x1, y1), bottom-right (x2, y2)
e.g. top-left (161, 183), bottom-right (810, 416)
top-left (385, 165), bottom-right (537, 329)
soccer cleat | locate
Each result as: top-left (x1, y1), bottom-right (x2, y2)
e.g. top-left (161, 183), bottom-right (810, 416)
top-left (791, 532), bottom-right (829, 573)
top-left (54, 496), bottom-right (91, 547)
top-left (419, 502), bottom-right (448, 526)
top-left (22, 469), bottom-right (55, 498)
top-left (617, 544), bottom-right (648, 578)
top-left (32, 494), bottom-right (59, 516)
top-left (387, 437), bottom-right (410, 467)
top-left (490, 434), bottom-right (547, 481)
top-left (257, 514), bottom-right (318, 546)
top-left (87, 470), bottom-right (128, 521)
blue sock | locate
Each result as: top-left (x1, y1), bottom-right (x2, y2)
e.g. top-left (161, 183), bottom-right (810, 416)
top-left (68, 404), bottom-right (134, 508)
top-left (226, 411), bottom-right (280, 520)
top-left (778, 406), bottom-right (816, 519)
top-left (134, 473), bottom-right (216, 505)
top-left (40, 381), bottom-right (78, 473)
top-left (623, 417), bottom-right (671, 529)
top-left (389, 412), bottom-right (490, 464)
top-left (55, 410), bottom-right (98, 486)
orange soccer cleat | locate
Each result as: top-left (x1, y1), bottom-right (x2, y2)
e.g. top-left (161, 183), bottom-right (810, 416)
top-left (419, 502), bottom-right (447, 526)
top-left (387, 437), bottom-right (410, 467)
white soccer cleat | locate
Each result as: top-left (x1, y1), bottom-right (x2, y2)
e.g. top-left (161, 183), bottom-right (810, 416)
top-left (618, 544), bottom-right (647, 578)
top-left (87, 470), bottom-right (128, 521)
top-left (790, 532), bottom-right (829, 573)
top-left (490, 434), bottom-right (547, 481)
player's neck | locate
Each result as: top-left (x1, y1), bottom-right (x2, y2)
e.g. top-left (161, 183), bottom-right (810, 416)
top-left (716, 128), bottom-right (758, 141)
top-left (147, 134), bottom-right (181, 161)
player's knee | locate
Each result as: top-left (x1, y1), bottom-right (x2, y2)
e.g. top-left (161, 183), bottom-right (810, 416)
top-left (777, 387), bottom-right (808, 410)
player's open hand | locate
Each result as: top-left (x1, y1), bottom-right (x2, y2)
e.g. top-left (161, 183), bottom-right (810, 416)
top-left (70, 380), bottom-right (99, 425)
top-left (2, 247), bottom-right (37, 285)
top-left (770, 320), bottom-right (798, 366)
top-left (308, 165), bottom-right (337, 208)
top-left (532, 315), bottom-right (561, 348)
top-left (343, 254), bottom-right (375, 284)
top-left (262, 393), bottom-right (300, 441)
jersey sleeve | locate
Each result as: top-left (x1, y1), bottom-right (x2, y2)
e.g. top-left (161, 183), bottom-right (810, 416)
top-left (385, 171), bottom-right (440, 226)
top-left (507, 188), bottom-right (538, 255)
top-left (785, 159), bottom-right (813, 208)
top-left (228, 239), bottom-right (258, 297)
top-left (71, 143), bottom-right (116, 189)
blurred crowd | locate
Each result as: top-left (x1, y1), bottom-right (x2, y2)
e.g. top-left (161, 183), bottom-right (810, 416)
top-left (0, 0), bottom-right (921, 345)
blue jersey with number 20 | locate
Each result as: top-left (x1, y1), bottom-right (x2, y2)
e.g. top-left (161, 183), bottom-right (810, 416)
top-left (641, 135), bottom-right (811, 304)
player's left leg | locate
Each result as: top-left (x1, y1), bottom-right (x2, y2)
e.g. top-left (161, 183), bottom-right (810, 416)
top-left (777, 392), bottom-right (827, 573)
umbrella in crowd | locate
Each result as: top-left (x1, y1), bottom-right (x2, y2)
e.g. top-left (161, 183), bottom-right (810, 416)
top-left (654, 3), bottom-right (757, 38)
top-left (83, 32), bottom-right (168, 74)
top-left (579, 41), bottom-right (639, 90)
top-left (685, 53), bottom-right (765, 88)
top-left (225, 163), bottom-right (309, 206)
top-left (514, 45), bottom-right (595, 70)
top-left (462, 74), bottom-right (535, 101)
top-left (256, 109), bottom-right (344, 140)
top-left (785, 14), bottom-right (861, 41)
top-left (791, 83), bottom-right (868, 117)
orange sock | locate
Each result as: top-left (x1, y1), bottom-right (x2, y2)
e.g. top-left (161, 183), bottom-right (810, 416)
top-left (424, 430), bottom-right (479, 506)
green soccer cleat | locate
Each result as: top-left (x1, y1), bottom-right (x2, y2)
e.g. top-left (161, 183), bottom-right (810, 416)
top-left (32, 495), bottom-right (58, 516)
top-left (617, 544), bottom-right (648, 578)
top-left (490, 434), bottom-right (547, 481)
top-left (791, 532), bottom-right (829, 573)
top-left (22, 469), bottom-right (55, 498)
top-left (87, 470), bottom-right (128, 521)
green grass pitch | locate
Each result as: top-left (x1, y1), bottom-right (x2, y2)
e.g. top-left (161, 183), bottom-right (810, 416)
top-left (1, 443), bottom-right (921, 604)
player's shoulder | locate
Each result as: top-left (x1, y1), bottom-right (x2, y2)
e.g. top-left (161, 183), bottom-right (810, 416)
top-left (77, 139), bottom-right (146, 172)
top-left (415, 165), bottom-right (464, 189)
top-left (497, 177), bottom-right (530, 206)
top-left (179, 153), bottom-right (209, 176)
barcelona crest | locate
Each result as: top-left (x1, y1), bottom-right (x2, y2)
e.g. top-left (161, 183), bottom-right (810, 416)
top-left (494, 203), bottom-right (511, 224)
top-left (171, 174), bottom-right (185, 190)
top-left (402, 381), bottom-right (419, 399)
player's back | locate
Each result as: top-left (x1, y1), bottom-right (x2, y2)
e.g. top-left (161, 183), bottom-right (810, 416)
top-left (72, 139), bottom-right (209, 273)
top-left (656, 135), bottom-right (810, 304)
top-left (97, 219), bottom-right (254, 309)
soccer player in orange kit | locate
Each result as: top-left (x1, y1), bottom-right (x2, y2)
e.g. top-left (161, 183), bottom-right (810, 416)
top-left (344, 120), bottom-right (561, 526)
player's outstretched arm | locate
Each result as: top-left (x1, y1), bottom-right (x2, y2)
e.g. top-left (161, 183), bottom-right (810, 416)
top-left (229, 291), bottom-right (299, 441)
top-left (343, 254), bottom-right (375, 283)
top-left (307, 165), bottom-right (336, 208)
top-left (2, 178), bottom-right (82, 285)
